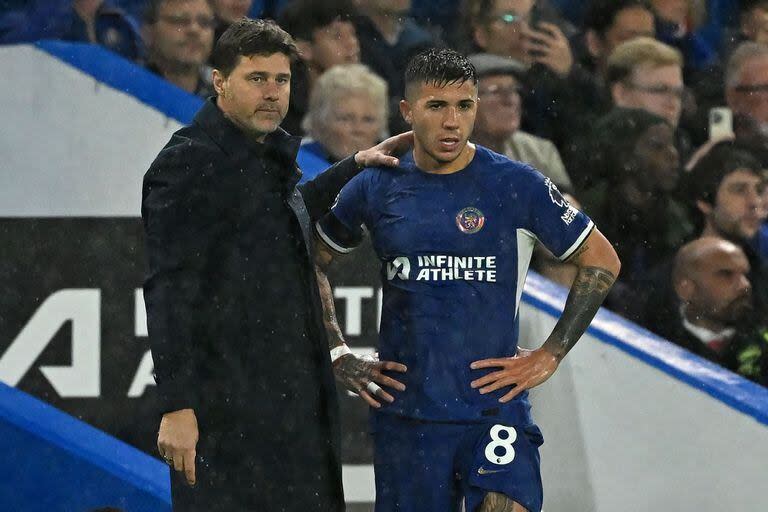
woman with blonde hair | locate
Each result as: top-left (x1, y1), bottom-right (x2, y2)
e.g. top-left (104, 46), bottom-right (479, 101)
top-left (298, 64), bottom-right (388, 182)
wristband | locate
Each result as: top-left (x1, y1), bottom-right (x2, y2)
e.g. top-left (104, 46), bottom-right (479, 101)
top-left (330, 344), bottom-right (352, 363)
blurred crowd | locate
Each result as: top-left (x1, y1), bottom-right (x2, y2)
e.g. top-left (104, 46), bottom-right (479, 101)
top-left (2, 0), bottom-right (767, 385)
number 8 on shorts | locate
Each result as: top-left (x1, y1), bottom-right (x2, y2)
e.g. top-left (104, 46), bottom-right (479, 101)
top-left (484, 425), bottom-right (517, 465)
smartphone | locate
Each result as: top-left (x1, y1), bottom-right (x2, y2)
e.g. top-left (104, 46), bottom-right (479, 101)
top-left (709, 107), bottom-right (734, 141)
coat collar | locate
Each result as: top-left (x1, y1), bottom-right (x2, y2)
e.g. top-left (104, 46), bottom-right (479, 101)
top-left (193, 97), bottom-right (302, 168)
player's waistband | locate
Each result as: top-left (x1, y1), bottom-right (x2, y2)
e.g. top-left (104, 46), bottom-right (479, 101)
top-left (372, 398), bottom-right (534, 428)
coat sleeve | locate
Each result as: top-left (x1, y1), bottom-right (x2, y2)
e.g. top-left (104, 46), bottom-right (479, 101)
top-left (141, 146), bottom-right (214, 415)
top-left (297, 155), bottom-right (360, 221)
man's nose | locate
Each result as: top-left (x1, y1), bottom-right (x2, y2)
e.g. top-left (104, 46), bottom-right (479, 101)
top-left (443, 108), bottom-right (460, 128)
top-left (263, 81), bottom-right (280, 101)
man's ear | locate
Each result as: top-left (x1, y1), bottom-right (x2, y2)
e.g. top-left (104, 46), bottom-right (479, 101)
top-left (696, 199), bottom-right (713, 216)
top-left (674, 277), bottom-right (695, 302)
top-left (611, 81), bottom-right (629, 106)
top-left (295, 39), bottom-right (313, 64)
top-left (212, 69), bottom-right (226, 97)
top-left (473, 24), bottom-right (488, 51)
top-left (399, 99), bottom-right (413, 125)
top-left (585, 30), bottom-right (603, 60)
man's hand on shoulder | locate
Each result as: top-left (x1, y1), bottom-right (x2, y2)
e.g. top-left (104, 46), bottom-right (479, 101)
top-left (334, 352), bottom-right (407, 408)
top-left (158, 408), bottom-right (199, 486)
top-left (354, 131), bottom-right (414, 169)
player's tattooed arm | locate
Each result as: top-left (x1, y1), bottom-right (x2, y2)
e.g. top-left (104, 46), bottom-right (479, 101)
top-left (542, 229), bottom-right (619, 359)
top-left (478, 492), bottom-right (529, 512)
top-left (470, 229), bottom-right (619, 402)
top-left (540, 264), bottom-right (616, 360)
top-left (314, 264), bottom-right (345, 350)
top-left (314, 248), bottom-right (408, 408)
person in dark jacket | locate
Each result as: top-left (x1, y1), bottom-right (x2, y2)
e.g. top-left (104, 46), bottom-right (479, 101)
top-left (142, 18), bottom-right (410, 511)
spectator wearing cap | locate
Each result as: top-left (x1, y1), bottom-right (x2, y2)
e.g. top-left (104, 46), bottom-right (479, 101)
top-left (141, 0), bottom-right (216, 98)
top-left (278, 0), bottom-right (361, 135)
top-left (297, 64), bottom-right (388, 182)
top-left (469, 52), bottom-right (572, 190)
top-left (0, 0), bottom-right (143, 61)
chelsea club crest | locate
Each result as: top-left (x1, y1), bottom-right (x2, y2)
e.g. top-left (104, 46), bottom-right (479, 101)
top-left (456, 207), bottom-right (485, 234)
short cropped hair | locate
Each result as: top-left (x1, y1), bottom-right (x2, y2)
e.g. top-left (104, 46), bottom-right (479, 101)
top-left (404, 48), bottom-right (477, 99)
top-left (211, 18), bottom-right (298, 76)
top-left (584, 0), bottom-right (652, 37)
top-left (684, 141), bottom-right (762, 207)
top-left (606, 37), bottom-right (683, 85)
top-left (725, 42), bottom-right (768, 88)
top-left (143, 0), bottom-right (214, 24)
top-left (303, 64), bottom-right (388, 139)
top-left (278, 0), bottom-right (357, 42)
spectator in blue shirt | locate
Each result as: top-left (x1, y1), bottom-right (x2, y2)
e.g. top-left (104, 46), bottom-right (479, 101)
top-left (0, 0), bottom-right (143, 61)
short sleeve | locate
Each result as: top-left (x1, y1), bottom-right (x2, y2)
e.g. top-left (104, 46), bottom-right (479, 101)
top-left (525, 173), bottom-right (594, 261)
top-left (315, 170), bottom-right (370, 254)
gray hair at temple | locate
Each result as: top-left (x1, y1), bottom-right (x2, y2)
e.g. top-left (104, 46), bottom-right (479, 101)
top-left (725, 41), bottom-right (768, 88)
top-left (302, 64), bottom-right (389, 140)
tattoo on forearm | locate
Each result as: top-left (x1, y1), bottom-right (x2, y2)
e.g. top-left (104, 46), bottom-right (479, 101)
top-left (543, 265), bottom-right (616, 360)
top-left (314, 265), bottom-right (344, 349)
top-left (479, 492), bottom-right (527, 512)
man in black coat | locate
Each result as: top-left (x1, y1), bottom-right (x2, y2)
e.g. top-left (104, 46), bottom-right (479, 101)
top-left (142, 18), bottom-right (410, 511)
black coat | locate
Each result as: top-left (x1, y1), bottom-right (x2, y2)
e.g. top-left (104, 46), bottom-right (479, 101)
top-left (142, 99), bottom-right (360, 511)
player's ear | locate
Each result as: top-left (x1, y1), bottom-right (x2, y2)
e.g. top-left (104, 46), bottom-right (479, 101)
top-left (674, 277), bottom-right (694, 302)
top-left (400, 99), bottom-right (413, 125)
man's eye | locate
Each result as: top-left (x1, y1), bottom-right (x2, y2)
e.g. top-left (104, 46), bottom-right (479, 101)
top-left (276, 77), bottom-right (289, 84)
top-left (250, 76), bottom-right (263, 82)
top-left (428, 104), bottom-right (441, 110)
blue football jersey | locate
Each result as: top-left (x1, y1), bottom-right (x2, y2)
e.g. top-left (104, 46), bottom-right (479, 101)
top-left (317, 145), bottom-right (594, 422)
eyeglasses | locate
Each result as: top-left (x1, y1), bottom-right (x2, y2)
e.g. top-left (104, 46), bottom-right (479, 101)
top-left (732, 84), bottom-right (768, 94)
top-left (159, 14), bottom-right (216, 29)
top-left (625, 82), bottom-right (685, 99)
top-left (488, 11), bottom-right (530, 25)
top-left (478, 84), bottom-right (523, 99)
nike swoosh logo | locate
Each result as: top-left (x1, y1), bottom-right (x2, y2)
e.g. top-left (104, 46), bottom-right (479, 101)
top-left (477, 467), bottom-right (506, 475)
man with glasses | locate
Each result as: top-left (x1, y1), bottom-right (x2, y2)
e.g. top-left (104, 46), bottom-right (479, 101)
top-left (726, 42), bottom-right (768, 156)
top-left (607, 36), bottom-right (684, 129)
top-left (141, 0), bottom-right (216, 97)
top-left (604, 36), bottom-right (695, 164)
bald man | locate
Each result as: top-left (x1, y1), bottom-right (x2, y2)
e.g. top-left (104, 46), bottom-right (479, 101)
top-left (667, 237), bottom-right (767, 384)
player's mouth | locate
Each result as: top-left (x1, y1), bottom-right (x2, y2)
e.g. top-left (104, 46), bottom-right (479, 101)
top-left (437, 136), bottom-right (460, 151)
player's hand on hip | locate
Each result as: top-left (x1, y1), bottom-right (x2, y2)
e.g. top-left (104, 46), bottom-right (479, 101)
top-left (354, 131), bottom-right (414, 169)
top-left (157, 408), bottom-right (199, 486)
top-left (333, 353), bottom-right (407, 408)
top-left (470, 349), bottom-right (559, 403)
